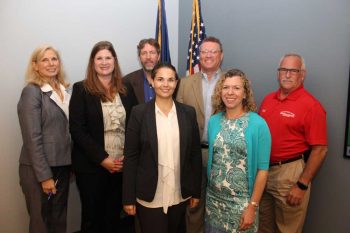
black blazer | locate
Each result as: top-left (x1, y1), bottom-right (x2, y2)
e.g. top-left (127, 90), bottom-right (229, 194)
top-left (122, 99), bottom-right (202, 205)
top-left (69, 81), bottom-right (137, 173)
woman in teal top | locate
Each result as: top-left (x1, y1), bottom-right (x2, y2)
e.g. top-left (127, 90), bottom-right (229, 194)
top-left (205, 69), bottom-right (271, 233)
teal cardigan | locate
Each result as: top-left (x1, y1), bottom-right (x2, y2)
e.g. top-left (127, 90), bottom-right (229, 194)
top-left (207, 112), bottom-right (271, 196)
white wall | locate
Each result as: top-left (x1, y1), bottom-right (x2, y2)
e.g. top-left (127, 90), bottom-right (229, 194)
top-left (0, 0), bottom-right (178, 232)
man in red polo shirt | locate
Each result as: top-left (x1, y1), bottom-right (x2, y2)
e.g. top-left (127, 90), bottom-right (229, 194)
top-left (258, 53), bottom-right (328, 233)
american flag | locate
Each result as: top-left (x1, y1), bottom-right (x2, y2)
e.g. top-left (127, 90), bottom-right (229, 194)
top-left (186, 0), bottom-right (206, 75)
top-left (155, 0), bottom-right (171, 63)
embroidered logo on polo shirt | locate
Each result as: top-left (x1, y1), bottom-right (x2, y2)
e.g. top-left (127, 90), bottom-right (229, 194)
top-left (280, 111), bottom-right (295, 118)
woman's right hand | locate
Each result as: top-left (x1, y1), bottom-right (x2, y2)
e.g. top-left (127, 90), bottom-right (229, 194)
top-left (113, 156), bottom-right (124, 172)
top-left (101, 157), bottom-right (118, 173)
top-left (123, 205), bottom-right (136, 215)
top-left (189, 198), bottom-right (200, 208)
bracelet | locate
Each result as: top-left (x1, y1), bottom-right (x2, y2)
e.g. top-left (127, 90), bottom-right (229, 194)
top-left (249, 201), bottom-right (259, 208)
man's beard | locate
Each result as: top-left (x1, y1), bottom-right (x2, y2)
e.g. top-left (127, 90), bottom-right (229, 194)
top-left (142, 64), bottom-right (154, 73)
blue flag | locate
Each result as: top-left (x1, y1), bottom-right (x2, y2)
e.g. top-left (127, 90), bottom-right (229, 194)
top-left (186, 0), bottom-right (206, 75)
top-left (155, 0), bottom-right (171, 63)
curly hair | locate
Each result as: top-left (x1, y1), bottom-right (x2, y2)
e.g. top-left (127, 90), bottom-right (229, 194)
top-left (25, 45), bottom-right (68, 87)
top-left (212, 69), bottom-right (257, 114)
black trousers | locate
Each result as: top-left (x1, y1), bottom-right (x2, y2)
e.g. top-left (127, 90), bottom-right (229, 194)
top-left (75, 170), bottom-right (133, 233)
top-left (19, 164), bottom-right (70, 233)
top-left (136, 201), bottom-right (187, 233)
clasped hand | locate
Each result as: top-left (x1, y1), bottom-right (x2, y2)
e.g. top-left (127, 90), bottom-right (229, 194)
top-left (101, 156), bottom-right (124, 173)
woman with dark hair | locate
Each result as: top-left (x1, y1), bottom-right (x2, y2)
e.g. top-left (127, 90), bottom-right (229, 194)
top-left (122, 63), bottom-right (202, 233)
top-left (205, 69), bottom-right (271, 233)
top-left (18, 45), bottom-right (71, 233)
top-left (69, 41), bottom-right (136, 233)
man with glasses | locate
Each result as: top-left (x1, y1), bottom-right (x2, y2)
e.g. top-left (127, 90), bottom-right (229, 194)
top-left (176, 36), bottom-right (224, 233)
top-left (258, 54), bottom-right (328, 233)
top-left (124, 38), bottom-right (160, 104)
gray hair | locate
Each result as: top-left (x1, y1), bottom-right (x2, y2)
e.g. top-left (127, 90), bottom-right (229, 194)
top-left (279, 53), bottom-right (306, 70)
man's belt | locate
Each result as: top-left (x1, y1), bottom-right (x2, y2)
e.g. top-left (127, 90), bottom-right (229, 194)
top-left (201, 143), bottom-right (209, 149)
top-left (269, 154), bottom-right (303, 167)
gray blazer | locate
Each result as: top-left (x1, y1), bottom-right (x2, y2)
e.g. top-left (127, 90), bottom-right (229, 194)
top-left (18, 84), bottom-right (71, 182)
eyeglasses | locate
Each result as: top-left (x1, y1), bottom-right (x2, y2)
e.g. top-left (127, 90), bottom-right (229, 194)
top-left (277, 68), bottom-right (301, 75)
top-left (140, 51), bottom-right (158, 57)
top-left (200, 50), bottom-right (221, 55)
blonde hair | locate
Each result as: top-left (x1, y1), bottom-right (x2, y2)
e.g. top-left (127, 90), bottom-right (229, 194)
top-left (212, 69), bottom-right (257, 114)
top-left (25, 45), bottom-right (68, 87)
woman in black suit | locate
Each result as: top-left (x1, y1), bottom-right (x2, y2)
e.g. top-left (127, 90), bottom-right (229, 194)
top-left (69, 41), bottom-right (136, 233)
top-left (122, 63), bottom-right (202, 233)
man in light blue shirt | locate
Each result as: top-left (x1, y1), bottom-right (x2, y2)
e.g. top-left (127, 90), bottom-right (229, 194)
top-left (176, 36), bottom-right (224, 233)
top-left (201, 70), bottom-right (221, 145)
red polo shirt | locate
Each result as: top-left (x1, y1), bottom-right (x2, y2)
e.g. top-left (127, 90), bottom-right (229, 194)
top-left (259, 86), bottom-right (327, 163)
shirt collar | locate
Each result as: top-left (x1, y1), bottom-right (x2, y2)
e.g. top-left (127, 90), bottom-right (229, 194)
top-left (40, 83), bottom-right (68, 93)
top-left (155, 101), bottom-right (177, 116)
top-left (275, 84), bottom-right (305, 101)
top-left (201, 68), bottom-right (221, 81)
top-left (143, 72), bottom-right (152, 85)
top-left (40, 83), bottom-right (53, 92)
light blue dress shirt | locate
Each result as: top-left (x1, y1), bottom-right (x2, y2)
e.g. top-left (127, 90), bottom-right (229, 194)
top-left (201, 69), bottom-right (221, 143)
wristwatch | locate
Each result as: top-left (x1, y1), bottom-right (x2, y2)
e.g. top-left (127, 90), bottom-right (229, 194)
top-left (296, 181), bottom-right (308, 190)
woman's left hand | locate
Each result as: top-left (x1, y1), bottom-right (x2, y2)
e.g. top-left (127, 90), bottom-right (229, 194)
top-left (239, 204), bottom-right (256, 231)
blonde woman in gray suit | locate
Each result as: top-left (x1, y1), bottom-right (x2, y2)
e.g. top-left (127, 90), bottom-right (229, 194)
top-left (17, 45), bottom-right (71, 233)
